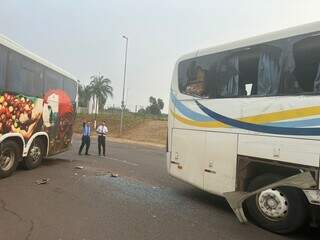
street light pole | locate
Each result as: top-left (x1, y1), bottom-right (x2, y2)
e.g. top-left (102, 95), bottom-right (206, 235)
top-left (120, 35), bottom-right (128, 136)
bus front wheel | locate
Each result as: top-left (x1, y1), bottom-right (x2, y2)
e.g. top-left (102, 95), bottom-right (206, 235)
top-left (0, 140), bottom-right (20, 178)
top-left (245, 173), bottom-right (308, 234)
top-left (23, 138), bottom-right (45, 170)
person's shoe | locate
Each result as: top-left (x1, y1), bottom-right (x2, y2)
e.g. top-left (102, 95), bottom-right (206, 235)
top-left (85, 153), bottom-right (90, 155)
top-left (78, 152), bottom-right (82, 155)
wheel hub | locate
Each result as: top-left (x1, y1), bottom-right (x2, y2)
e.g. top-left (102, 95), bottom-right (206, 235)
top-left (257, 189), bottom-right (289, 220)
top-left (30, 146), bottom-right (41, 162)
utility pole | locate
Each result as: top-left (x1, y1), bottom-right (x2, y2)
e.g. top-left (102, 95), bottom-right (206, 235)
top-left (120, 35), bottom-right (128, 135)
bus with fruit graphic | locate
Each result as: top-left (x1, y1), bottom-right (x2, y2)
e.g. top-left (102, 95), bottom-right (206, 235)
top-left (0, 35), bottom-right (77, 178)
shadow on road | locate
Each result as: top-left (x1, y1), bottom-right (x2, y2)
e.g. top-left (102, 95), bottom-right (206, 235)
top-left (41, 158), bottom-right (72, 166)
top-left (176, 187), bottom-right (233, 213)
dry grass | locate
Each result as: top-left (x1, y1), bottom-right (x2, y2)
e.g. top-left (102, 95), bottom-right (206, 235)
top-left (120, 120), bottom-right (167, 145)
top-left (74, 113), bottom-right (167, 145)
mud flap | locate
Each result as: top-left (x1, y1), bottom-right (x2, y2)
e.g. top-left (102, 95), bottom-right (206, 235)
top-left (223, 172), bottom-right (317, 223)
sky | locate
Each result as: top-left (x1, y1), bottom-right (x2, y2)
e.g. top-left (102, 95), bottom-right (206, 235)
top-left (0, 0), bottom-right (320, 112)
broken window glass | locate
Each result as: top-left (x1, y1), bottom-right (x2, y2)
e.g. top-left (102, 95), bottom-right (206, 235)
top-left (292, 34), bottom-right (320, 93)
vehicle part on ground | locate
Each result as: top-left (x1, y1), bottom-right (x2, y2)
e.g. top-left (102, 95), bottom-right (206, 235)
top-left (0, 140), bottom-right (21, 178)
top-left (303, 190), bottom-right (320, 205)
top-left (35, 177), bottom-right (50, 185)
top-left (223, 172), bottom-right (316, 224)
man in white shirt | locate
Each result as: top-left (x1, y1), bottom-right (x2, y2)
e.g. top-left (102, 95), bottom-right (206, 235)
top-left (96, 121), bottom-right (108, 156)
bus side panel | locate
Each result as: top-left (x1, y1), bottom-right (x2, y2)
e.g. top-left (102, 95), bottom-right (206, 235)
top-left (204, 132), bottom-right (238, 195)
top-left (170, 128), bottom-right (205, 189)
top-left (238, 134), bottom-right (320, 167)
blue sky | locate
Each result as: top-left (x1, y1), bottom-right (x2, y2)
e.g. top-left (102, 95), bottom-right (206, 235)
top-left (0, 0), bottom-right (320, 112)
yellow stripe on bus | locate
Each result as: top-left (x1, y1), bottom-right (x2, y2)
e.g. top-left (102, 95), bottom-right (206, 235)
top-left (172, 106), bottom-right (320, 128)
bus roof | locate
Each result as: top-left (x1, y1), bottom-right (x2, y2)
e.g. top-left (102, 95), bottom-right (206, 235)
top-left (179, 21), bottom-right (320, 62)
top-left (0, 34), bottom-right (77, 82)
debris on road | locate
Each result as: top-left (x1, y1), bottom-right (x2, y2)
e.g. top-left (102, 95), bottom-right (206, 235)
top-left (35, 178), bottom-right (50, 185)
top-left (74, 166), bottom-right (84, 170)
top-left (110, 173), bottom-right (119, 178)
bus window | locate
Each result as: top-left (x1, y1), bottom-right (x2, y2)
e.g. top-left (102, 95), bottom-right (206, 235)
top-left (44, 69), bottom-right (63, 93)
top-left (292, 35), bottom-right (320, 93)
top-left (238, 46), bottom-right (281, 97)
top-left (210, 55), bottom-right (239, 98)
top-left (21, 57), bottom-right (43, 97)
top-left (7, 52), bottom-right (23, 94)
top-left (63, 77), bottom-right (77, 102)
top-left (7, 52), bottom-right (43, 97)
top-left (179, 60), bottom-right (207, 97)
top-left (0, 45), bottom-right (7, 89)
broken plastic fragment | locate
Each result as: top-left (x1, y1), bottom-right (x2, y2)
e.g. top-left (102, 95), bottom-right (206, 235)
top-left (36, 178), bottom-right (50, 185)
top-left (110, 173), bottom-right (119, 178)
top-left (74, 166), bottom-right (84, 170)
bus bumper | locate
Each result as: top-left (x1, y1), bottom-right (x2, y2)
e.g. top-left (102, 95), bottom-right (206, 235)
top-left (223, 172), bottom-right (317, 223)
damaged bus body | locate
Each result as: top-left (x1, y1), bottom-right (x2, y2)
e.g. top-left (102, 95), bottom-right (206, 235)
top-left (167, 22), bottom-right (320, 233)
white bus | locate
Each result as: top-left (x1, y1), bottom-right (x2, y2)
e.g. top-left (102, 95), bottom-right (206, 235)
top-left (0, 35), bottom-right (77, 178)
top-left (167, 22), bottom-right (320, 233)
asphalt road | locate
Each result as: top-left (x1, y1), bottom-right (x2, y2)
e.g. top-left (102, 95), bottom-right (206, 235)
top-left (0, 137), bottom-right (319, 240)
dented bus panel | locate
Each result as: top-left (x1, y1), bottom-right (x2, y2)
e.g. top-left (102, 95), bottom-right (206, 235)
top-left (168, 22), bottom-right (320, 234)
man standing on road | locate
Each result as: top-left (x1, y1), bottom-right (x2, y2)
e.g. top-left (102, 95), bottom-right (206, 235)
top-left (96, 121), bottom-right (108, 156)
top-left (78, 121), bottom-right (91, 155)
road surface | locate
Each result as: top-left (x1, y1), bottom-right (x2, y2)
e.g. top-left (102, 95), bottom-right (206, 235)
top-left (0, 137), bottom-right (318, 240)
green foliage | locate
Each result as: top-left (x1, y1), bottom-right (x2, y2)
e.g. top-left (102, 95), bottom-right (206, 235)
top-left (78, 74), bottom-right (113, 109)
top-left (89, 74), bottom-right (113, 110)
top-left (78, 84), bottom-right (91, 107)
top-left (106, 107), bottom-right (130, 113)
top-left (145, 96), bottom-right (164, 115)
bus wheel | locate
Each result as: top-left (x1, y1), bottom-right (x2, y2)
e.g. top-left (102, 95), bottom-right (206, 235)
top-left (245, 173), bottom-right (308, 234)
top-left (23, 138), bottom-right (44, 170)
top-left (0, 140), bottom-right (20, 178)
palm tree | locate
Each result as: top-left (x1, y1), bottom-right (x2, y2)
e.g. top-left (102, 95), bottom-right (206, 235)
top-left (89, 74), bottom-right (113, 111)
top-left (78, 84), bottom-right (92, 107)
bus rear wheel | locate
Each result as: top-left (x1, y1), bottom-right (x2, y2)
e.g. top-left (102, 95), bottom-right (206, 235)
top-left (23, 138), bottom-right (45, 170)
top-left (0, 140), bottom-right (20, 178)
top-left (245, 173), bottom-right (308, 234)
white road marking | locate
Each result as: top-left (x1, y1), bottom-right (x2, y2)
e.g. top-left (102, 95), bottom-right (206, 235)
top-left (106, 156), bottom-right (139, 167)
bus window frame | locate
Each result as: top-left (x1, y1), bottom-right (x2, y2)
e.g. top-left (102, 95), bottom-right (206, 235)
top-left (178, 31), bottom-right (320, 99)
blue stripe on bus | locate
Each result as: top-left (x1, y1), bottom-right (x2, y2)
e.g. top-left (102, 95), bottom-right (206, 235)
top-left (171, 93), bottom-right (212, 122)
top-left (195, 100), bottom-right (320, 136)
top-left (266, 118), bottom-right (320, 128)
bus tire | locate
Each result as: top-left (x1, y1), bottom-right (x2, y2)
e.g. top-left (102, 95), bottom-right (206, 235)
top-left (0, 140), bottom-right (20, 178)
top-left (245, 173), bottom-right (308, 234)
top-left (22, 138), bottom-right (44, 170)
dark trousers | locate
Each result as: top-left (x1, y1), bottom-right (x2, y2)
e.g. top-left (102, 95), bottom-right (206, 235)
top-left (79, 135), bottom-right (90, 155)
top-left (98, 135), bottom-right (106, 156)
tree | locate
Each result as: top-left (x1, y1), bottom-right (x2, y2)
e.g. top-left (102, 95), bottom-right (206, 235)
top-left (89, 74), bottom-right (113, 110)
top-left (145, 96), bottom-right (164, 115)
top-left (78, 84), bottom-right (91, 107)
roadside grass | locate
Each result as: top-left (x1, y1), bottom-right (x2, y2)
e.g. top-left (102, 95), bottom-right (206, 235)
top-left (74, 112), bottom-right (167, 144)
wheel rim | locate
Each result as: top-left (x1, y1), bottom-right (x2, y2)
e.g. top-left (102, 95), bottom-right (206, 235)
top-left (30, 145), bottom-right (42, 163)
top-left (0, 150), bottom-right (15, 171)
top-left (256, 188), bottom-right (289, 221)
